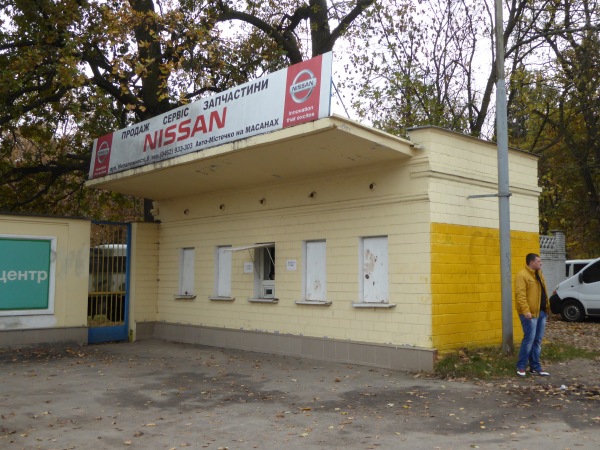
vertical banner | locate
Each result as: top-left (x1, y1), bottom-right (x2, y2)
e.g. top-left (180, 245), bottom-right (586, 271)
top-left (282, 53), bottom-right (326, 128)
top-left (89, 52), bottom-right (333, 180)
top-left (92, 133), bottom-right (114, 179)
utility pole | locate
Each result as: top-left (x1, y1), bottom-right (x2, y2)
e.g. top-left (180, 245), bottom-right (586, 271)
top-left (495, 0), bottom-right (513, 354)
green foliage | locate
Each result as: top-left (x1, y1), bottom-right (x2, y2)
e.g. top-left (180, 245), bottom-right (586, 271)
top-left (3, 0), bottom-right (598, 254)
top-left (0, 124), bottom-right (143, 219)
top-left (508, 1), bottom-right (600, 258)
top-left (1, 0), bottom-right (375, 218)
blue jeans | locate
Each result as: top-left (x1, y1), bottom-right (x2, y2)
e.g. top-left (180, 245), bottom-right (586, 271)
top-left (517, 311), bottom-right (547, 372)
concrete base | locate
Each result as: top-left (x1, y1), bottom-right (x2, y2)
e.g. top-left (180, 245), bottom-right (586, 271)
top-left (135, 321), bottom-right (436, 372)
top-left (0, 327), bottom-right (88, 349)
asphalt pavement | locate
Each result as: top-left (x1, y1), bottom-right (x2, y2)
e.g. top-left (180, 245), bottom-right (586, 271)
top-left (1, 339), bottom-right (599, 449)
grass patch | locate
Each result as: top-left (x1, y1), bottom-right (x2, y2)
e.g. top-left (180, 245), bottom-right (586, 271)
top-left (542, 341), bottom-right (597, 361)
top-left (434, 343), bottom-right (597, 380)
top-left (87, 315), bottom-right (122, 327)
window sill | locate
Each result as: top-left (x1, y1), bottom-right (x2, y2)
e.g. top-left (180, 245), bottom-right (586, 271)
top-left (209, 296), bottom-right (235, 302)
top-left (295, 300), bottom-right (332, 306)
top-left (352, 303), bottom-right (396, 309)
top-left (174, 294), bottom-right (196, 300)
top-left (248, 298), bottom-right (279, 304)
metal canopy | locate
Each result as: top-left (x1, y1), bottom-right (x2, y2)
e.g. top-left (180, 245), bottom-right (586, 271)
top-left (86, 115), bottom-right (415, 200)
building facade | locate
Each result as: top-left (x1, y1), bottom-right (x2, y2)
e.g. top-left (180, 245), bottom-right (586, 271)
top-left (88, 117), bottom-right (541, 371)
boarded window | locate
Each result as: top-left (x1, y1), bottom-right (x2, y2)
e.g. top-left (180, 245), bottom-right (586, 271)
top-left (305, 240), bottom-right (326, 301)
top-left (179, 248), bottom-right (195, 295)
top-left (216, 246), bottom-right (232, 297)
top-left (361, 236), bottom-right (388, 303)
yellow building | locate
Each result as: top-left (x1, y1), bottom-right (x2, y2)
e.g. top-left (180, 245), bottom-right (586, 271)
top-left (87, 116), bottom-right (541, 371)
top-left (0, 215), bottom-right (90, 346)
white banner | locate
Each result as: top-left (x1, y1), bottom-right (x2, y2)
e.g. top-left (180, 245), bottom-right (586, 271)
top-left (89, 52), bottom-right (333, 179)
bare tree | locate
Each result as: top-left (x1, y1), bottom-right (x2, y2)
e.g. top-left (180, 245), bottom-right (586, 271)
top-left (343, 0), bottom-right (551, 139)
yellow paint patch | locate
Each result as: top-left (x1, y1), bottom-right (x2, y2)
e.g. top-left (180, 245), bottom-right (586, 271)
top-left (431, 223), bottom-right (539, 351)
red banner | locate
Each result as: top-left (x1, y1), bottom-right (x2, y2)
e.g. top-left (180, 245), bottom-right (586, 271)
top-left (283, 54), bottom-right (324, 128)
top-left (92, 133), bottom-right (113, 178)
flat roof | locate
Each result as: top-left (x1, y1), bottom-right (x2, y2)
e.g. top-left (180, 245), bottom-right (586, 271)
top-left (86, 115), bottom-right (415, 200)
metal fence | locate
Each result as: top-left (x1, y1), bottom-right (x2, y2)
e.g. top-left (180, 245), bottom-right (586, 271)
top-left (88, 222), bottom-right (129, 332)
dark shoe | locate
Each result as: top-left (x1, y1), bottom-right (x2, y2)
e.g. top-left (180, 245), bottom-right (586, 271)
top-left (530, 369), bottom-right (550, 376)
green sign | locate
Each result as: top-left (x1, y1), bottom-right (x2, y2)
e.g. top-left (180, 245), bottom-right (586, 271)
top-left (0, 237), bottom-right (53, 311)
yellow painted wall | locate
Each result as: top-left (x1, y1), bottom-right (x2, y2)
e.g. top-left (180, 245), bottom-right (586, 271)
top-left (152, 161), bottom-right (436, 348)
top-left (128, 125), bottom-right (542, 354)
top-left (0, 215), bottom-right (90, 330)
top-left (408, 127), bottom-right (542, 352)
top-left (431, 222), bottom-right (540, 351)
top-left (128, 222), bottom-right (159, 337)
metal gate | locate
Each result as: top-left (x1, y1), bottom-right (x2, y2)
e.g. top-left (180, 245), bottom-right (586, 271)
top-left (88, 221), bottom-right (130, 344)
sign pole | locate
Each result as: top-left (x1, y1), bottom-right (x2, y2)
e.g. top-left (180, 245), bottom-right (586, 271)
top-left (495, 0), bottom-right (513, 354)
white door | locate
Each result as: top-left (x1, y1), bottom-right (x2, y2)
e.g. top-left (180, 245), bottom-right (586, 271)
top-left (306, 241), bottom-right (326, 301)
top-left (362, 237), bottom-right (388, 303)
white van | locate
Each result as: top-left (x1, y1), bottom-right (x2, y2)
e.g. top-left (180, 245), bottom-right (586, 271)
top-left (550, 257), bottom-right (600, 321)
top-left (565, 259), bottom-right (596, 278)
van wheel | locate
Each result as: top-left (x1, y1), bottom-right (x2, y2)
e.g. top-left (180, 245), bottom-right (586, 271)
top-left (560, 300), bottom-right (584, 322)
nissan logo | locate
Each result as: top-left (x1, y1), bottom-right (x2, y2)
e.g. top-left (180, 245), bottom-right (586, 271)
top-left (290, 69), bottom-right (317, 103)
top-left (97, 140), bottom-right (110, 164)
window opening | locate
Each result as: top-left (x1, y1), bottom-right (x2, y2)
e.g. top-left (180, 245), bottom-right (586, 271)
top-left (225, 243), bottom-right (276, 300)
top-left (256, 245), bottom-right (275, 298)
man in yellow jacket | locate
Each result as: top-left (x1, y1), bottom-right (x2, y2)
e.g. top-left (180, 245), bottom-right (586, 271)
top-left (514, 253), bottom-right (550, 377)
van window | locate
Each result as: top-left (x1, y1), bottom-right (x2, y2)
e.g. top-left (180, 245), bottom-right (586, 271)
top-left (573, 263), bottom-right (588, 276)
top-left (565, 259), bottom-right (595, 278)
top-left (581, 260), bottom-right (600, 284)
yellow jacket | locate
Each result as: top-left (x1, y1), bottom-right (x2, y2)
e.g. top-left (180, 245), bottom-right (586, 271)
top-left (514, 265), bottom-right (548, 317)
